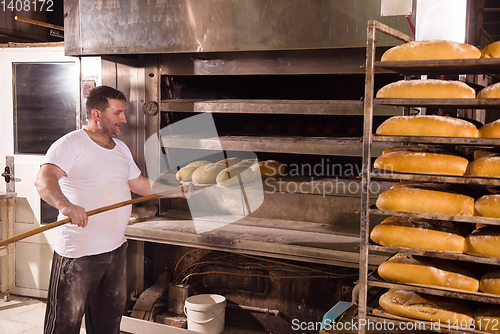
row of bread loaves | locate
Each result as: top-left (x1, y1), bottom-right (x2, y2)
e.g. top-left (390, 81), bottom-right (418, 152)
top-left (376, 114), bottom-right (500, 138)
top-left (376, 181), bottom-right (500, 218)
top-left (376, 79), bottom-right (500, 100)
top-left (175, 159), bottom-right (285, 186)
top-left (374, 208), bottom-right (500, 259)
top-left (373, 145), bottom-right (469, 176)
top-left (378, 253), bottom-right (500, 297)
top-left (379, 289), bottom-right (500, 332)
top-left (370, 215), bottom-right (500, 259)
top-left (380, 39), bottom-right (499, 61)
top-left (374, 144), bottom-right (500, 177)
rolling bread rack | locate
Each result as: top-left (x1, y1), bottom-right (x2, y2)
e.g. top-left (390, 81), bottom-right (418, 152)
top-left (358, 20), bottom-right (500, 334)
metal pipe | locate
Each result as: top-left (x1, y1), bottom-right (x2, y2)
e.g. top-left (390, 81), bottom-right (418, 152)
top-left (359, 20), bottom-right (413, 334)
top-left (226, 303), bottom-right (281, 317)
top-left (358, 20), bottom-right (377, 334)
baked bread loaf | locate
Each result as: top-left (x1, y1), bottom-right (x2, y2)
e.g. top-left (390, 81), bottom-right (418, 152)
top-left (379, 289), bottom-right (474, 323)
top-left (376, 182), bottom-right (475, 216)
top-left (465, 156), bottom-right (500, 178)
top-left (479, 119), bottom-right (500, 138)
top-left (474, 306), bottom-right (500, 333)
top-left (474, 148), bottom-right (500, 160)
top-left (216, 165), bottom-right (256, 187)
top-left (478, 82), bottom-right (500, 99)
top-left (475, 194), bottom-right (500, 218)
top-left (376, 79), bottom-right (476, 99)
top-left (376, 115), bottom-right (478, 138)
top-left (381, 40), bottom-right (481, 61)
top-left (465, 226), bottom-right (500, 258)
top-left (175, 160), bottom-right (210, 181)
top-left (370, 216), bottom-right (467, 252)
top-left (236, 159), bottom-right (258, 167)
top-left (480, 270), bottom-right (500, 295)
top-left (251, 160), bottom-right (285, 179)
top-left (191, 158), bottom-right (241, 184)
top-left (378, 254), bottom-right (478, 292)
top-left (374, 150), bottom-right (469, 176)
top-left (481, 41), bottom-right (500, 58)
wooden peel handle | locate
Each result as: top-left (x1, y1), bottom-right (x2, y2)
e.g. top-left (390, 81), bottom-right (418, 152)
top-left (14, 16), bottom-right (64, 31)
top-left (0, 187), bottom-right (185, 248)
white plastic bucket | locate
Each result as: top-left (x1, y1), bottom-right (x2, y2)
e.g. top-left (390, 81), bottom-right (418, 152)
top-left (184, 294), bottom-right (226, 334)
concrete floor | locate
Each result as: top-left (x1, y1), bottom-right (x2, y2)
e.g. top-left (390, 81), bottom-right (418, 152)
top-left (0, 293), bottom-right (86, 334)
top-left (0, 293), bottom-right (265, 334)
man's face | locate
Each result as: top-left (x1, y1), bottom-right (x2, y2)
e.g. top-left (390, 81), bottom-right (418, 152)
top-left (98, 99), bottom-right (127, 138)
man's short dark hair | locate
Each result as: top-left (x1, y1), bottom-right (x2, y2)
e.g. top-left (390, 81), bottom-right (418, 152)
top-left (86, 85), bottom-right (126, 119)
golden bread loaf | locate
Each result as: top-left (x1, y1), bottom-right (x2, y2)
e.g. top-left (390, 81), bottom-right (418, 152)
top-left (373, 150), bottom-right (469, 176)
top-left (376, 79), bottom-right (476, 99)
top-left (478, 82), bottom-right (500, 98)
top-left (481, 41), bottom-right (500, 59)
top-left (191, 158), bottom-right (241, 184)
top-left (480, 270), bottom-right (500, 295)
top-left (250, 160), bottom-right (285, 179)
top-left (216, 165), bottom-right (256, 187)
top-left (370, 216), bottom-right (467, 253)
top-left (466, 156), bottom-right (500, 178)
top-left (376, 115), bottom-right (478, 138)
top-left (381, 40), bottom-right (481, 61)
top-left (379, 289), bottom-right (474, 324)
top-left (465, 226), bottom-right (500, 258)
top-left (175, 160), bottom-right (210, 181)
top-left (378, 254), bottom-right (478, 292)
top-left (479, 119), bottom-right (500, 138)
top-left (474, 148), bottom-right (500, 160)
top-left (376, 183), bottom-right (475, 216)
top-left (474, 306), bottom-right (500, 333)
top-left (475, 194), bottom-right (500, 218)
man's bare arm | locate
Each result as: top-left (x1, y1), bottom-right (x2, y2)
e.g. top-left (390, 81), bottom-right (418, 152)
top-left (34, 164), bottom-right (88, 227)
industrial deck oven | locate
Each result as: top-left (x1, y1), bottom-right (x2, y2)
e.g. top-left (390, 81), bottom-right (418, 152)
top-left (61, 1), bottom-right (481, 333)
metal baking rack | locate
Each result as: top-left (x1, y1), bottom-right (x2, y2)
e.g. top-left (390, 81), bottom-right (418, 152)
top-left (368, 242), bottom-right (500, 266)
top-left (359, 20), bottom-right (500, 334)
top-left (376, 98), bottom-right (500, 108)
top-left (376, 58), bottom-right (500, 75)
top-left (371, 169), bottom-right (500, 186)
top-left (370, 208), bottom-right (500, 226)
top-left (374, 135), bottom-right (500, 145)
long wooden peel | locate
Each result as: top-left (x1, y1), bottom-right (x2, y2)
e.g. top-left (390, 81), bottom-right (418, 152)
top-left (14, 16), bottom-right (64, 31)
top-left (0, 186), bottom-right (189, 248)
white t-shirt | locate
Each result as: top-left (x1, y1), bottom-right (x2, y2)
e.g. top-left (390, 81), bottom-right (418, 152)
top-left (43, 129), bottom-right (142, 258)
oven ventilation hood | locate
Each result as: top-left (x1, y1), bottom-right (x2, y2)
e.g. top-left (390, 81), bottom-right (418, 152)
top-left (64, 0), bottom-right (414, 56)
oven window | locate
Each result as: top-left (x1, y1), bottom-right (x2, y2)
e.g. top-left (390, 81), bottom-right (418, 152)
top-left (13, 63), bottom-right (78, 154)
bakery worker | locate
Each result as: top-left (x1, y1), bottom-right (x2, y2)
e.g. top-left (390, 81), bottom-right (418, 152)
top-left (35, 85), bottom-right (190, 334)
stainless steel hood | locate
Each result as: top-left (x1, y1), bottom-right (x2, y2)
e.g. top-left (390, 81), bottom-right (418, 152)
top-left (64, 0), bottom-right (414, 56)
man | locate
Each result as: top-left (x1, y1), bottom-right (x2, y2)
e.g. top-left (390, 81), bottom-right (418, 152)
top-left (35, 85), bottom-right (187, 334)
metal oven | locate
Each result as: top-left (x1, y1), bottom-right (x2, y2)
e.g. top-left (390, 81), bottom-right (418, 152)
top-left (62, 1), bottom-right (481, 333)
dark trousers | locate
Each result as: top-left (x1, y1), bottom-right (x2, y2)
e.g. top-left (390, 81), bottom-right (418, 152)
top-left (44, 242), bottom-right (127, 334)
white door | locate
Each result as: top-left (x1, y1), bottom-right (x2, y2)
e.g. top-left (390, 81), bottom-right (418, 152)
top-left (0, 45), bottom-right (80, 298)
